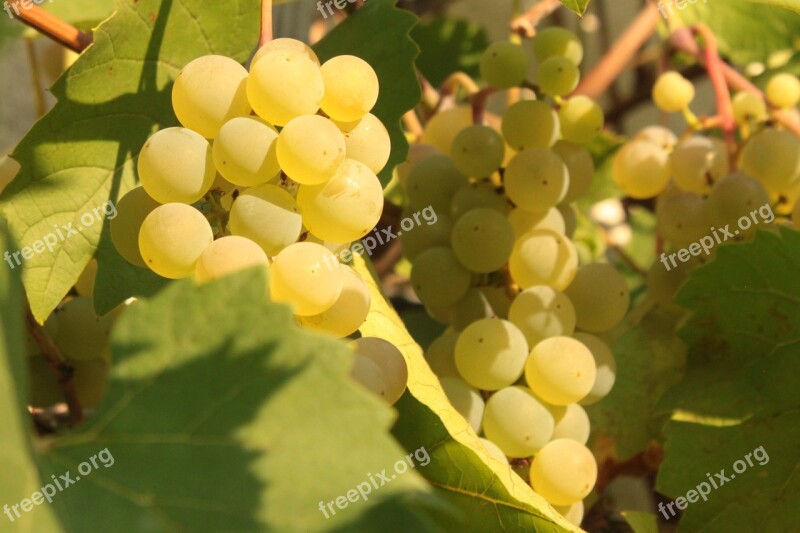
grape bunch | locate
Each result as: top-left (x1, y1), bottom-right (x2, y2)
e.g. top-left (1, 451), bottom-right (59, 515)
top-left (112, 38), bottom-right (392, 339)
top-left (401, 28), bottom-right (624, 525)
top-left (615, 70), bottom-right (800, 305)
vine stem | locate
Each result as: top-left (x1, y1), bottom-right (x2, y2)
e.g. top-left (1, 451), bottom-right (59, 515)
top-left (574, 2), bottom-right (661, 99)
top-left (25, 307), bottom-right (84, 426)
top-left (509, 0), bottom-right (561, 38)
top-left (10, 1), bottom-right (92, 53)
top-left (692, 24), bottom-right (736, 158)
top-left (259, 0), bottom-right (273, 47)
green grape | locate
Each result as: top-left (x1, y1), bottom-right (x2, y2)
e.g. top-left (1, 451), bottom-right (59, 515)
top-left (450, 125), bottom-right (505, 178)
top-left (450, 182), bottom-right (508, 220)
top-left (479, 437), bottom-right (509, 466)
top-left (401, 212), bottom-right (453, 261)
top-left (410, 247), bottom-right (472, 307)
top-left (525, 336), bottom-right (596, 405)
top-left (137, 127), bottom-right (216, 204)
top-left (551, 403), bottom-right (590, 444)
top-left (533, 27), bottom-right (583, 65)
top-left (482, 386), bottom-right (555, 457)
top-left (251, 38), bottom-right (319, 67)
top-left (172, 55), bottom-right (251, 139)
top-left (71, 357), bottom-right (110, 409)
top-left (300, 266), bottom-right (371, 338)
top-left (425, 303), bottom-right (454, 325)
top-left (276, 115), bottom-right (346, 185)
top-left (509, 285), bottom-right (576, 347)
top-left (509, 229), bottom-right (578, 290)
top-left (766, 73), bottom-right (800, 109)
top-left (480, 42), bottom-right (530, 90)
top-left (420, 106), bottom-right (473, 156)
top-left (75, 258), bottom-right (97, 297)
top-left (247, 49), bottom-right (324, 126)
top-left (502, 100), bottom-right (560, 150)
top-left (634, 125), bottom-right (678, 150)
top-left (454, 318), bottom-right (528, 390)
top-left (28, 354), bottom-right (64, 406)
top-left (406, 155), bottom-right (469, 213)
top-left (480, 286), bottom-right (512, 319)
top-left (670, 135), bottom-right (729, 195)
top-left (554, 501), bottom-right (584, 527)
top-left (396, 143), bottom-right (441, 187)
top-left (552, 141), bottom-right (594, 203)
top-left (538, 56), bottom-right (580, 97)
top-left (270, 242), bottom-right (343, 316)
top-left (558, 96), bottom-right (604, 144)
top-left (440, 376), bottom-right (485, 433)
top-left (739, 128), bottom-right (800, 194)
top-left (572, 333), bottom-right (615, 406)
top-left (732, 92), bottom-right (768, 126)
top-left (320, 55), bottom-right (379, 122)
top-left (424, 329), bottom-right (459, 378)
top-left (451, 208), bottom-right (515, 273)
top-left (297, 159), bottom-right (383, 243)
top-left (352, 337), bottom-right (408, 405)
top-left (451, 288), bottom-right (497, 332)
top-left (334, 113), bottom-right (391, 174)
top-left (350, 353), bottom-right (388, 400)
top-left (612, 140), bottom-right (671, 199)
top-left (508, 207), bottom-right (565, 239)
top-left (505, 149), bottom-right (569, 213)
top-left (0, 152), bottom-right (20, 194)
top-left (652, 71), bottom-right (695, 113)
top-left (558, 204), bottom-right (578, 238)
top-left (138, 203), bottom-right (213, 279)
top-left (53, 297), bottom-right (113, 362)
top-left (706, 173), bottom-right (772, 236)
top-left (530, 439), bottom-right (597, 505)
top-left (564, 263), bottom-right (629, 333)
top-left (646, 263), bottom-right (688, 311)
top-left (656, 191), bottom-right (709, 244)
top-left (212, 116), bottom-right (280, 187)
top-left (228, 184), bottom-right (302, 257)
top-left (195, 236), bottom-right (269, 284)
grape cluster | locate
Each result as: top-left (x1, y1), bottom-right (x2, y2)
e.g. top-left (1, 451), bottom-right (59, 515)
top-left (113, 38), bottom-right (392, 338)
top-left (615, 71), bottom-right (800, 302)
top-left (404, 28), bottom-right (624, 525)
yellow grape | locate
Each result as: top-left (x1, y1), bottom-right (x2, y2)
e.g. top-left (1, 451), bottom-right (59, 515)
top-left (525, 336), bottom-right (596, 405)
top-left (269, 242), bottom-right (343, 316)
top-left (505, 148), bottom-right (569, 212)
top-left (564, 263), bottom-right (630, 333)
top-left (352, 337), bottom-right (408, 405)
top-left (212, 116), bottom-right (280, 187)
top-left (530, 439), bottom-right (597, 505)
top-left (277, 115), bottom-right (346, 185)
top-left (440, 376), bottom-right (484, 433)
top-left (574, 332), bottom-right (617, 406)
top-left (652, 71), bottom-right (695, 113)
top-left (228, 184), bottom-right (303, 257)
top-left (251, 38), bottom-right (319, 67)
top-left (454, 318), bottom-right (528, 391)
top-left (334, 113), bottom-right (391, 174)
top-left (195, 236), bottom-right (269, 284)
top-left (320, 55), bottom-right (379, 122)
top-left (299, 266), bottom-right (371, 339)
top-left (509, 229), bottom-right (578, 290)
top-left (482, 386), bottom-right (555, 457)
top-left (138, 203), bottom-right (214, 279)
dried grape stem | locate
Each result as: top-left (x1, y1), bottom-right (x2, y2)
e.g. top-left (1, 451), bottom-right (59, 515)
top-left (12, 1), bottom-right (92, 53)
top-left (510, 0), bottom-right (561, 38)
top-left (25, 308), bottom-right (83, 426)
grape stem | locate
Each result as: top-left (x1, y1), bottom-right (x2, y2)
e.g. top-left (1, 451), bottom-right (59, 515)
top-left (24, 307), bottom-right (84, 426)
top-left (469, 87), bottom-right (496, 125)
top-left (509, 0), bottom-right (562, 38)
top-left (259, 0), bottom-right (273, 47)
top-left (9, 0), bottom-right (92, 53)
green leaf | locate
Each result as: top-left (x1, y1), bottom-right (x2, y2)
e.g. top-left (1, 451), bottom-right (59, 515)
top-left (313, 0), bottom-right (421, 187)
top-left (0, 0), bottom-right (261, 322)
top-left (677, 0), bottom-right (800, 65)
top-left (559, 0), bottom-right (590, 16)
top-left (746, 0), bottom-right (800, 14)
top-left (0, 224), bottom-right (63, 532)
top-left (622, 510), bottom-right (659, 533)
top-left (657, 228), bottom-right (800, 532)
top-left (410, 17), bottom-right (489, 87)
top-left (7, 268), bottom-right (447, 531)
top-left (585, 308), bottom-right (686, 459)
top-left (352, 255), bottom-right (578, 532)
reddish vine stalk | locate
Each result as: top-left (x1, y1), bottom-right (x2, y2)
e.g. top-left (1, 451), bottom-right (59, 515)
top-left (10, 1), bottom-right (92, 53)
top-left (509, 0), bottom-right (562, 38)
top-left (692, 24), bottom-right (736, 157)
top-left (259, 0), bottom-right (273, 47)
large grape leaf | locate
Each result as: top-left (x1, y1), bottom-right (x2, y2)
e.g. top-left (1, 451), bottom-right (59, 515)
top-left (352, 255), bottom-right (578, 532)
top-left (656, 228), bottom-right (800, 531)
top-left (678, 0), bottom-right (800, 65)
top-left (313, 0), bottom-right (420, 188)
top-left (2, 268), bottom-right (451, 531)
top-left (410, 17), bottom-right (489, 87)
